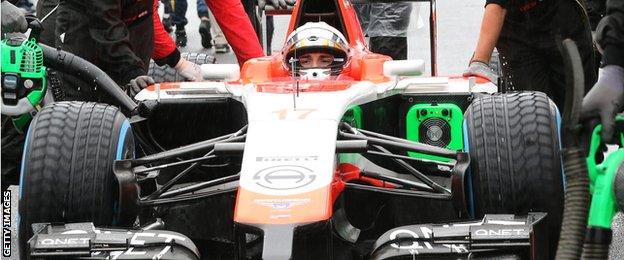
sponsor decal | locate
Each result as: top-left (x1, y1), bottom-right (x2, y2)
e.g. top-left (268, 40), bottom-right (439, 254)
top-left (253, 165), bottom-right (316, 190)
top-left (3, 190), bottom-right (11, 257)
top-left (254, 198), bottom-right (311, 210)
top-left (39, 238), bottom-right (90, 246)
top-left (129, 232), bottom-right (186, 245)
top-left (388, 227), bottom-right (468, 254)
top-left (474, 228), bottom-right (526, 237)
top-left (108, 248), bottom-right (147, 260)
top-left (389, 228), bottom-right (433, 250)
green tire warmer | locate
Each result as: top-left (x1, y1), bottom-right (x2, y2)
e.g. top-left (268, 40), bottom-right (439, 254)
top-left (583, 115), bottom-right (624, 259)
top-left (1, 37), bottom-right (47, 133)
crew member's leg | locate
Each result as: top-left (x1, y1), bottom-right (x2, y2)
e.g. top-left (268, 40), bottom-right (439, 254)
top-left (161, 0), bottom-right (174, 32)
top-left (369, 37), bottom-right (408, 60)
top-left (208, 9), bottom-right (230, 53)
top-left (368, 3), bottom-right (412, 60)
top-left (206, 0), bottom-right (263, 64)
top-left (197, 0), bottom-right (213, 48)
top-left (173, 0), bottom-right (189, 47)
top-left (498, 31), bottom-right (556, 103)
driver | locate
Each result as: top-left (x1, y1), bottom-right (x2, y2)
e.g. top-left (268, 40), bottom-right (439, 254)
top-left (282, 22), bottom-right (349, 79)
top-left (299, 52), bottom-right (336, 68)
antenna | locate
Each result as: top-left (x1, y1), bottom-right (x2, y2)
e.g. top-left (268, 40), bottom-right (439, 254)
top-left (290, 55), bottom-right (297, 110)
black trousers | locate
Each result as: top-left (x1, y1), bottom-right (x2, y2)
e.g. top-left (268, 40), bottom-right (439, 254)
top-left (497, 1), bottom-right (597, 109)
top-left (1, 117), bottom-right (24, 190)
top-left (241, 0), bottom-right (273, 53)
top-left (370, 36), bottom-right (408, 60)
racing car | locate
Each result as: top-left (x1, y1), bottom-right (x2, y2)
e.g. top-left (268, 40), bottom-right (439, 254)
top-left (10, 0), bottom-right (564, 259)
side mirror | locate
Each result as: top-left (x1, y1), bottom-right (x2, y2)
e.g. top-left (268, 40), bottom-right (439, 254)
top-left (383, 60), bottom-right (425, 77)
top-left (201, 64), bottom-right (240, 81)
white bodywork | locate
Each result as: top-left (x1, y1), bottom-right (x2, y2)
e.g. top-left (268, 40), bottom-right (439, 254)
top-left (134, 68), bottom-right (496, 222)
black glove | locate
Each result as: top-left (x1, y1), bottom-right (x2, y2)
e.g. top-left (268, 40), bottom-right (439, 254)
top-left (128, 75), bottom-right (155, 97)
top-left (259, 0), bottom-right (287, 10)
top-left (581, 65), bottom-right (624, 142)
top-left (1, 1), bottom-right (28, 33)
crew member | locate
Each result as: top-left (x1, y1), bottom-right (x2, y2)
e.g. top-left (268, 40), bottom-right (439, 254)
top-left (581, 0), bottom-right (624, 142)
top-left (36, 0), bottom-right (202, 99)
top-left (464, 0), bottom-right (597, 109)
top-left (355, 2), bottom-right (412, 60)
top-left (1, 0), bottom-right (29, 190)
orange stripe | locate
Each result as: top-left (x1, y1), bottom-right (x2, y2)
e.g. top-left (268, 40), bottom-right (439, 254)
top-left (145, 83), bottom-right (180, 91)
top-left (448, 75), bottom-right (491, 84)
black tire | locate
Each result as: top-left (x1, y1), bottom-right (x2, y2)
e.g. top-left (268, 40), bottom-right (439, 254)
top-left (464, 91), bottom-right (563, 255)
top-left (18, 102), bottom-right (135, 253)
top-left (148, 52), bottom-right (216, 83)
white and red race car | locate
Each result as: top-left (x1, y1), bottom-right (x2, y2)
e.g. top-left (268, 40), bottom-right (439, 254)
top-left (18, 0), bottom-right (563, 259)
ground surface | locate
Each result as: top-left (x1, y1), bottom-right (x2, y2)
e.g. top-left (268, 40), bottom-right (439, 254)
top-left (6, 0), bottom-right (623, 259)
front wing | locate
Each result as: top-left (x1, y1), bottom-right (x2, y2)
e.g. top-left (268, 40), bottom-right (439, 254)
top-left (371, 213), bottom-right (548, 260)
top-left (28, 222), bottom-right (200, 259)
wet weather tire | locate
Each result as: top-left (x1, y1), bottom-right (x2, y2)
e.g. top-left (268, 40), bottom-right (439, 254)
top-left (18, 102), bottom-right (134, 253)
top-left (464, 91), bottom-right (563, 253)
top-left (148, 52), bottom-right (216, 83)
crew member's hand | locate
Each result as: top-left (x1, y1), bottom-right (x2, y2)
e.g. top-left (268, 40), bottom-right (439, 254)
top-left (129, 75), bottom-right (155, 96)
top-left (581, 65), bottom-right (624, 142)
top-left (175, 58), bottom-right (202, 82)
top-left (1, 1), bottom-right (28, 33)
top-left (463, 61), bottom-right (498, 85)
top-left (259, 0), bottom-right (287, 10)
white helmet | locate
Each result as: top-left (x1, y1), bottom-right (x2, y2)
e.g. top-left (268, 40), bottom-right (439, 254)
top-left (282, 22), bottom-right (349, 77)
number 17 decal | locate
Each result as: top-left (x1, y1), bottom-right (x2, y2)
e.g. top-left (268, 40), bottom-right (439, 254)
top-left (273, 109), bottom-right (317, 120)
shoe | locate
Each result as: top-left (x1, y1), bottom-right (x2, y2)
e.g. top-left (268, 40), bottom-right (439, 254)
top-left (215, 44), bottom-right (230, 54)
top-left (199, 19), bottom-right (213, 49)
top-left (162, 15), bottom-right (173, 33)
top-left (175, 28), bottom-right (187, 47)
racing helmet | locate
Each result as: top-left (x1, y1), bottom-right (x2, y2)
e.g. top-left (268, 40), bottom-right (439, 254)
top-left (282, 22), bottom-right (349, 77)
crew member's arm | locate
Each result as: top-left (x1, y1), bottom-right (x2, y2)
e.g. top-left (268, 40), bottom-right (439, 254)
top-left (472, 2), bottom-right (507, 63)
top-left (151, 0), bottom-right (202, 81)
top-left (463, 1), bottom-right (507, 84)
top-left (596, 0), bottom-right (624, 68)
top-left (87, 0), bottom-right (146, 86)
top-left (581, 0), bottom-right (624, 141)
top-left (206, 0), bottom-right (264, 65)
top-left (152, 0), bottom-right (179, 66)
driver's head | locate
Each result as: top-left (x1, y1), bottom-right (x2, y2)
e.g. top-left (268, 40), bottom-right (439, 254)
top-left (299, 52), bottom-right (335, 68)
top-left (282, 22), bottom-right (349, 77)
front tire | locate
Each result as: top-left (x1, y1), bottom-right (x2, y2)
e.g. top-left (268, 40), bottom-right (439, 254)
top-left (18, 102), bottom-right (134, 254)
top-left (464, 91), bottom-right (563, 255)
